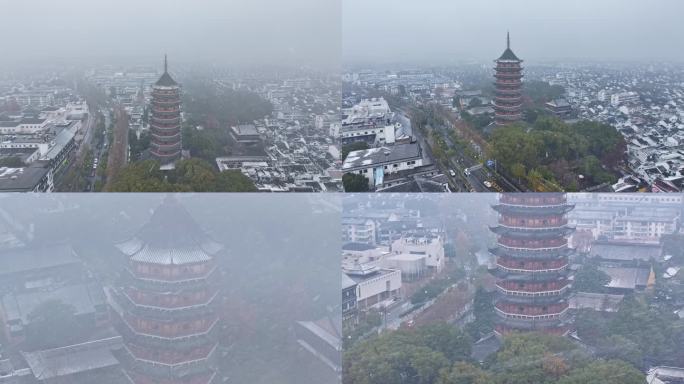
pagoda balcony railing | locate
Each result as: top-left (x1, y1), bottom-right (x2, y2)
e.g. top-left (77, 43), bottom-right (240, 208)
top-left (152, 107), bottom-right (180, 114)
top-left (121, 315), bottom-right (219, 341)
top-left (494, 98), bottom-right (522, 104)
top-left (152, 95), bottom-right (180, 101)
top-left (152, 99), bottom-right (181, 106)
top-left (497, 243), bottom-right (567, 253)
top-left (497, 218), bottom-right (569, 228)
top-left (495, 90), bottom-right (522, 96)
top-left (123, 289), bottom-right (219, 311)
top-left (151, 150), bottom-right (182, 159)
top-left (495, 62), bottom-right (522, 68)
top-left (128, 265), bottom-right (217, 284)
top-left (151, 135), bottom-right (182, 143)
top-left (152, 141), bottom-right (182, 149)
top-left (495, 78), bottom-right (522, 83)
top-left (151, 123), bottom-right (181, 130)
top-left (494, 73), bottom-right (523, 79)
top-left (494, 96), bottom-right (522, 103)
top-left (491, 226), bottom-right (574, 238)
top-left (495, 82), bottom-right (522, 88)
top-left (151, 113), bottom-right (180, 121)
top-left (494, 103), bottom-right (523, 111)
top-left (152, 88), bottom-right (179, 96)
top-left (496, 283), bottom-right (569, 297)
top-left (490, 246), bottom-right (572, 260)
top-left (499, 237), bottom-right (565, 247)
top-left (151, 131), bottom-right (181, 140)
top-left (496, 262), bottom-right (568, 274)
top-left (495, 304), bottom-right (568, 319)
top-left (125, 343), bottom-right (217, 368)
top-left (500, 195), bottom-right (566, 205)
top-left (495, 90), bottom-right (522, 95)
top-left (495, 111), bottom-right (523, 117)
top-left (496, 279), bottom-right (570, 294)
top-left (152, 116), bottom-right (181, 123)
top-left (493, 203), bottom-right (573, 215)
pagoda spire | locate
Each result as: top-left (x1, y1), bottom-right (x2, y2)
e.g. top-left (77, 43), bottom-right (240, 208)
top-left (164, 53), bottom-right (168, 73)
top-left (507, 31), bottom-right (510, 49)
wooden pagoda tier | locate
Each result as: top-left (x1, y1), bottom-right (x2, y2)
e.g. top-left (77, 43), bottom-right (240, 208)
top-left (489, 193), bottom-right (575, 335)
top-left (150, 56), bottom-right (182, 165)
top-left (108, 196), bottom-right (223, 384)
top-left (493, 32), bottom-right (524, 126)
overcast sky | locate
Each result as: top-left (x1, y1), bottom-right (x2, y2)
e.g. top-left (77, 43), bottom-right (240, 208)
top-left (0, 0), bottom-right (340, 70)
top-left (343, 0), bottom-right (684, 65)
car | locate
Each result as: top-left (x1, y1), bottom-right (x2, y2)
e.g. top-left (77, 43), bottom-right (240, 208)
top-left (483, 180), bottom-right (493, 188)
top-left (449, 169), bottom-right (456, 177)
top-left (464, 169), bottom-right (471, 176)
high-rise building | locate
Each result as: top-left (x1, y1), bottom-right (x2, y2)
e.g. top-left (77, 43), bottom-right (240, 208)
top-left (493, 32), bottom-right (524, 126)
top-left (107, 196), bottom-right (224, 384)
top-left (489, 193), bottom-right (574, 335)
top-left (150, 55), bottom-right (182, 167)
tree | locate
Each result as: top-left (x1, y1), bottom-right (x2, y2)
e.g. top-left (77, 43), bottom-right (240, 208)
top-left (25, 299), bottom-right (83, 350)
top-left (573, 262), bottom-right (611, 292)
top-left (415, 323), bottom-right (471, 362)
top-left (215, 170), bottom-right (259, 192)
top-left (608, 295), bottom-right (679, 361)
top-left (491, 333), bottom-right (587, 384)
top-left (109, 158), bottom-right (257, 192)
top-left (464, 288), bottom-right (495, 339)
top-left (574, 309), bottom-right (609, 343)
top-left (437, 362), bottom-right (491, 384)
top-left (523, 80), bottom-right (565, 104)
top-left (556, 360), bottom-right (644, 384)
top-left (343, 324), bottom-right (470, 384)
top-left (510, 163), bottom-right (526, 184)
top-left (343, 173), bottom-right (370, 192)
top-left (488, 118), bottom-right (624, 191)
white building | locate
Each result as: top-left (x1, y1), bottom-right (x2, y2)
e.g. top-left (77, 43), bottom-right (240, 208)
top-left (391, 235), bottom-right (445, 271)
top-left (0, 118), bottom-right (48, 135)
top-left (610, 91), bottom-right (639, 107)
top-left (342, 143), bottom-right (424, 189)
top-left (344, 264), bottom-right (402, 309)
top-left (613, 209), bottom-right (679, 242)
top-left (384, 253), bottom-right (427, 280)
top-left (342, 218), bottom-right (377, 244)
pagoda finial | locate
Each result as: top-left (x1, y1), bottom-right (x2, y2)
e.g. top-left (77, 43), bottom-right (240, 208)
top-left (164, 54), bottom-right (168, 73)
top-left (507, 31), bottom-right (510, 49)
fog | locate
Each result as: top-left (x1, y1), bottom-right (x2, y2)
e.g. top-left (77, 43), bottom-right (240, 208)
top-left (343, 0), bottom-right (684, 65)
top-left (0, 0), bottom-right (341, 70)
top-left (0, 194), bottom-right (341, 384)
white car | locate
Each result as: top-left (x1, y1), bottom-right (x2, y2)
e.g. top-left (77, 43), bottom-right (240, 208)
top-left (483, 180), bottom-right (493, 188)
top-left (449, 169), bottom-right (456, 177)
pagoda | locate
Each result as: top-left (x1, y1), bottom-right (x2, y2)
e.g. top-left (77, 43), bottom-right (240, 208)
top-left (150, 55), bottom-right (182, 166)
top-left (107, 196), bottom-right (224, 384)
top-left (493, 32), bottom-right (524, 126)
top-left (489, 193), bottom-right (574, 335)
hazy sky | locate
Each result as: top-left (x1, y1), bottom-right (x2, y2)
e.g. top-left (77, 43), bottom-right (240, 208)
top-left (0, 0), bottom-right (341, 70)
top-left (343, 0), bottom-right (684, 65)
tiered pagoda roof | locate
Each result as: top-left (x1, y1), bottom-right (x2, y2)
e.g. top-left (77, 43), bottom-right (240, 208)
top-left (489, 193), bottom-right (574, 335)
top-left (108, 196), bottom-right (223, 384)
top-left (493, 32), bottom-right (524, 126)
top-left (150, 55), bottom-right (182, 165)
